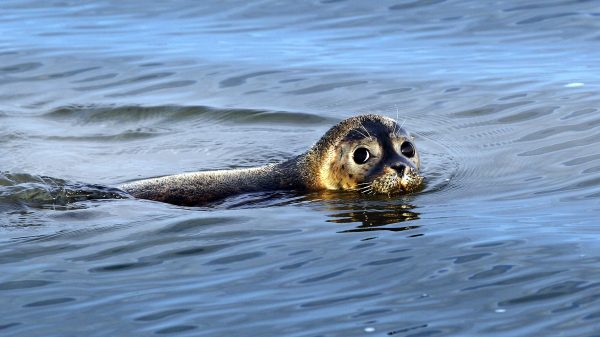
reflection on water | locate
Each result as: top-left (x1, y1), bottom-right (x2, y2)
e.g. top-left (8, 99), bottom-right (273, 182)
top-left (201, 183), bottom-right (423, 231)
top-left (196, 190), bottom-right (423, 232)
top-left (2, 0), bottom-right (600, 336)
top-left (310, 191), bottom-right (421, 232)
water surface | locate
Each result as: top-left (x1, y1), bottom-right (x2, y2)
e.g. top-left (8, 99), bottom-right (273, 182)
top-left (2, 1), bottom-right (600, 336)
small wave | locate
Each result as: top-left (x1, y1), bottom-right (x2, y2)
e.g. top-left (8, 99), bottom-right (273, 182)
top-left (40, 128), bottom-right (166, 142)
top-left (42, 105), bottom-right (333, 126)
top-left (0, 62), bottom-right (43, 74)
top-left (389, 0), bottom-right (446, 11)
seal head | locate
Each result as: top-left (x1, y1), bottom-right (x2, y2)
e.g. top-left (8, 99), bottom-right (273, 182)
top-left (301, 114), bottom-right (422, 195)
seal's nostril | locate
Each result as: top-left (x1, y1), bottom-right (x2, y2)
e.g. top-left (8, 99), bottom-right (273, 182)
top-left (391, 163), bottom-right (406, 175)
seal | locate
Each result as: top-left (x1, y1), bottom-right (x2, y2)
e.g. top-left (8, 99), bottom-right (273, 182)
top-left (120, 114), bottom-right (423, 206)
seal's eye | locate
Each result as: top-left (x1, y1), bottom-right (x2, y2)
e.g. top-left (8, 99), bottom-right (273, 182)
top-left (353, 148), bottom-right (370, 164)
top-left (401, 141), bottom-right (415, 158)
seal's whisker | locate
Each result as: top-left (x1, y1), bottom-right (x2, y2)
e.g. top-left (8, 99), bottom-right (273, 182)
top-left (394, 105), bottom-right (400, 134)
top-left (356, 184), bottom-right (372, 191)
top-left (359, 122), bottom-right (372, 139)
top-left (358, 188), bottom-right (372, 194)
top-left (352, 129), bottom-right (369, 139)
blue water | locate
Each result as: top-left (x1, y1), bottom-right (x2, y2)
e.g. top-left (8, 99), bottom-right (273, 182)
top-left (2, 1), bottom-right (600, 336)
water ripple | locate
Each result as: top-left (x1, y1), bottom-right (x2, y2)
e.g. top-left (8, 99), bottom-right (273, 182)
top-left (41, 105), bottom-right (331, 125)
top-left (2, 1), bottom-right (600, 336)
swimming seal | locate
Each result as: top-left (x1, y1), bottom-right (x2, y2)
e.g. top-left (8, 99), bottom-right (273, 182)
top-left (120, 114), bottom-right (423, 206)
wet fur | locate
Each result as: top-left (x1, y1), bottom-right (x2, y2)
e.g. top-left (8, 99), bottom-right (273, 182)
top-left (120, 114), bottom-right (421, 205)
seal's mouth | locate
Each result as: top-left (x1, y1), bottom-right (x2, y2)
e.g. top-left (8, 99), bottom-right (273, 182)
top-left (357, 168), bottom-right (423, 195)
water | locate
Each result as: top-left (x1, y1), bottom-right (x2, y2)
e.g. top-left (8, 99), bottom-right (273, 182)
top-left (2, 0), bottom-right (600, 336)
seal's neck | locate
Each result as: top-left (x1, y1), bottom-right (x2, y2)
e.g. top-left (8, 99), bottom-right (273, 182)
top-left (222, 163), bottom-right (300, 192)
